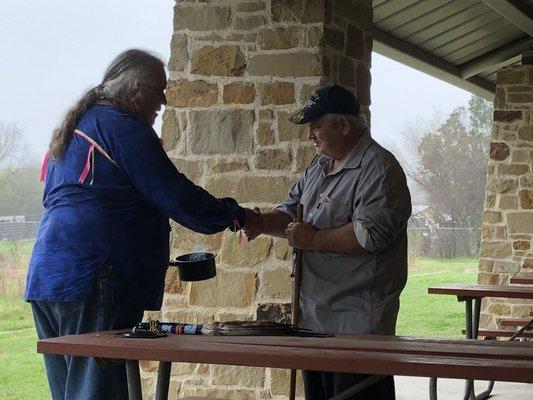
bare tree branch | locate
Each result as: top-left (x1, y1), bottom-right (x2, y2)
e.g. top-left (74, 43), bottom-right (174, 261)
top-left (0, 123), bottom-right (30, 188)
top-left (401, 96), bottom-right (493, 228)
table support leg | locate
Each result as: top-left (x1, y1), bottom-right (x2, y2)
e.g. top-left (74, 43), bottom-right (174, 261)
top-left (126, 360), bottom-right (143, 400)
top-left (463, 297), bottom-right (495, 400)
top-left (472, 298), bottom-right (481, 338)
top-left (462, 298), bottom-right (474, 400)
top-left (289, 369), bottom-right (297, 400)
top-left (430, 297), bottom-right (494, 400)
top-left (429, 376), bottom-right (438, 400)
top-left (155, 361), bottom-right (172, 400)
top-left (328, 375), bottom-right (387, 400)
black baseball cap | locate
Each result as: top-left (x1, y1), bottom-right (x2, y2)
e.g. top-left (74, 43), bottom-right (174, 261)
top-left (288, 84), bottom-right (359, 124)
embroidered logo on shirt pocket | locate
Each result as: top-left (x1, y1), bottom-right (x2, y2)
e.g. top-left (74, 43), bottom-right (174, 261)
top-left (313, 196), bottom-right (352, 229)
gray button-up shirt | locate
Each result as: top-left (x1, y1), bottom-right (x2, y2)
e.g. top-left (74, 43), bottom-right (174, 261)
top-left (276, 130), bottom-right (411, 334)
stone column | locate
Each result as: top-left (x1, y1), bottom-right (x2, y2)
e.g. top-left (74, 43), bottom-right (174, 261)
top-left (142, 1), bottom-right (373, 398)
top-left (479, 62), bottom-right (533, 329)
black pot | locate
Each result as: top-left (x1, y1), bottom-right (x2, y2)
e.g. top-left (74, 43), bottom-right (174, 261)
top-left (169, 252), bottom-right (216, 282)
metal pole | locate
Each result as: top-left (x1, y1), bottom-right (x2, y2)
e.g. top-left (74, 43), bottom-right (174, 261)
top-left (463, 298), bottom-right (474, 400)
top-left (329, 375), bottom-right (387, 400)
top-left (472, 298), bottom-right (481, 339)
top-left (155, 361), bottom-right (172, 400)
top-left (126, 360), bottom-right (142, 400)
top-left (509, 317), bottom-right (533, 341)
top-left (472, 304), bottom-right (533, 400)
top-left (464, 297), bottom-right (473, 339)
top-left (429, 377), bottom-right (438, 400)
top-left (289, 204), bottom-right (304, 400)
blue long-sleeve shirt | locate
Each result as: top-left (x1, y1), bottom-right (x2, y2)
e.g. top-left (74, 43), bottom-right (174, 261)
top-left (24, 104), bottom-right (245, 310)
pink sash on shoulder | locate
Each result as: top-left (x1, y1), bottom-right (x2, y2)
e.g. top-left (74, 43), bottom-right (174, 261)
top-left (40, 129), bottom-right (117, 184)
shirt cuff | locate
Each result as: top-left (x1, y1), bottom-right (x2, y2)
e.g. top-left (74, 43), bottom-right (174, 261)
top-left (353, 221), bottom-right (377, 252)
top-left (229, 207), bottom-right (246, 232)
top-left (273, 204), bottom-right (296, 220)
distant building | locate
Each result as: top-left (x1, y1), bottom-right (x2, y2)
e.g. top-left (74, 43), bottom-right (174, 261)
top-left (409, 204), bottom-right (433, 228)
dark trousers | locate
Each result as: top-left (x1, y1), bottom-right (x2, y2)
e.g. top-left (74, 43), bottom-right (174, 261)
top-left (303, 370), bottom-right (395, 400)
top-left (31, 265), bottom-right (144, 400)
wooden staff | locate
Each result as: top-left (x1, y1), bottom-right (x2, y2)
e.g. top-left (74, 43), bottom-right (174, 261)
top-left (289, 204), bottom-right (304, 400)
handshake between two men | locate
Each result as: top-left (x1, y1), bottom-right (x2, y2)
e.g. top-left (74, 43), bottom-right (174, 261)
top-left (242, 208), bottom-right (317, 251)
top-left (242, 207), bottom-right (364, 255)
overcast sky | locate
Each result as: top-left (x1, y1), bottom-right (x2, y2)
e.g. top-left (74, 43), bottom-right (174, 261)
top-left (0, 0), bottom-right (472, 160)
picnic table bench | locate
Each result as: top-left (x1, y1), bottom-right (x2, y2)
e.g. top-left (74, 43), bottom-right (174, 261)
top-left (428, 283), bottom-right (533, 400)
top-left (462, 328), bottom-right (533, 339)
top-left (38, 330), bottom-right (533, 400)
top-left (500, 317), bottom-right (533, 328)
top-left (510, 277), bottom-right (533, 285)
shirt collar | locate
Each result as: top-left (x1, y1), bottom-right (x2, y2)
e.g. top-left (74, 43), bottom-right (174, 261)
top-left (318, 128), bottom-right (373, 175)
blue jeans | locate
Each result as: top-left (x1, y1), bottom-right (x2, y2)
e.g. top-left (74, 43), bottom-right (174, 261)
top-left (31, 265), bottom-right (144, 400)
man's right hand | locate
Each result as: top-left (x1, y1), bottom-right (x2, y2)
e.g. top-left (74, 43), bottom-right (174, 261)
top-left (243, 207), bottom-right (263, 240)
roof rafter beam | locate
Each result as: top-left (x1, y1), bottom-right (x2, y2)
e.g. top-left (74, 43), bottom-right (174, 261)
top-left (372, 28), bottom-right (495, 101)
top-left (479, 0), bottom-right (533, 37)
top-left (460, 36), bottom-right (533, 78)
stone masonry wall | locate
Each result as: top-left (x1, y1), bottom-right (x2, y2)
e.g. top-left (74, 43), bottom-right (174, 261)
top-left (479, 64), bottom-right (533, 330)
top-left (141, 1), bottom-right (373, 399)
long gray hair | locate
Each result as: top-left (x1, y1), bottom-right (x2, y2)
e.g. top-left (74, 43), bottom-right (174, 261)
top-left (49, 49), bottom-right (165, 159)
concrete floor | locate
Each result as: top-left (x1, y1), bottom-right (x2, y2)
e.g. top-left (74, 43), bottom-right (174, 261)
top-left (395, 376), bottom-right (533, 400)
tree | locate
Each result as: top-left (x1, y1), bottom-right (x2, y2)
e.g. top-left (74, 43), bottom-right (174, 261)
top-left (0, 123), bottom-right (31, 188)
top-left (0, 166), bottom-right (43, 219)
top-left (468, 95), bottom-right (493, 137)
top-left (408, 96), bottom-right (493, 227)
top-left (0, 122), bottom-right (42, 219)
top-left (404, 96), bottom-right (493, 257)
top-left (0, 123), bottom-right (25, 167)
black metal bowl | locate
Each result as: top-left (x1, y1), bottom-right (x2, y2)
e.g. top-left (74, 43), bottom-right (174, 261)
top-left (169, 252), bottom-right (216, 282)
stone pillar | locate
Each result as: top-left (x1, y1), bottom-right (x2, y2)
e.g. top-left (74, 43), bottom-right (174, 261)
top-left (142, 1), bottom-right (373, 398)
top-left (479, 63), bottom-right (533, 329)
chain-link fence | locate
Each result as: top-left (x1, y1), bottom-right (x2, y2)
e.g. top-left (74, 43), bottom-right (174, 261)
top-left (0, 222), bottom-right (40, 240)
top-left (408, 227), bottom-right (481, 259)
top-left (0, 222), bottom-right (482, 258)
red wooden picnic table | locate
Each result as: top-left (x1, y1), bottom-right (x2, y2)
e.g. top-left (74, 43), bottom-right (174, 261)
top-left (38, 330), bottom-right (533, 400)
top-left (428, 284), bottom-right (533, 400)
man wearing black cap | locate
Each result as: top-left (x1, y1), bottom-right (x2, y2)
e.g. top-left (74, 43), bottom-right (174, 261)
top-left (245, 84), bottom-right (412, 400)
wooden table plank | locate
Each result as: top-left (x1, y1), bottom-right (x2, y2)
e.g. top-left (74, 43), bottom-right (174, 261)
top-left (428, 284), bottom-right (533, 299)
top-left (510, 278), bottom-right (533, 285)
top-left (178, 334), bottom-right (533, 360)
top-left (38, 332), bottom-right (533, 360)
top-left (471, 329), bottom-right (533, 338)
top-left (37, 331), bottom-right (533, 384)
top-left (499, 318), bottom-right (533, 328)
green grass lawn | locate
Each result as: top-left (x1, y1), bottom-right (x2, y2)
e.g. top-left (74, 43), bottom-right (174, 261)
top-left (0, 272), bottom-right (49, 399)
top-left (0, 238), bottom-right (479, 399)
top-left (0, 323), bottom-right (48, 400)
top-left (0, 240), bottom-right (35, 262)
top-left (396, 257), bottom-right (478, 337)
top-left (0, 239), bottom-right (48, 400)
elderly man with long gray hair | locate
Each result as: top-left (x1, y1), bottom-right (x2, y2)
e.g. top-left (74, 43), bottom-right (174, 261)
top-left (24, 49), bottom-right (260, 400)
top-left (245, 84), bottom-right (412, 400)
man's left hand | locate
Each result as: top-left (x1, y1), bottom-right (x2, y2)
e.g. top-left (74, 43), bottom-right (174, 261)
top-left (286, 221), bottom-right (317, 250)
